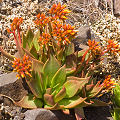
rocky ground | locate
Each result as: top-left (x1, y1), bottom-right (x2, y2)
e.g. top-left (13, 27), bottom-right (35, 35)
top-left (0, 0), bottom-right (120, 120)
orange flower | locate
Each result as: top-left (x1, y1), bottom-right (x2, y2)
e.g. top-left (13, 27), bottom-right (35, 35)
top-left (52, 21), bottom-right (76, 45)
top-left (12, 54), bottom-right (32, 79)
top-left (88, 40), bottom-right (99, 50)
top-left (102, 75), bottom-right (115, 89)
top-left (7, 17), bottom-right (23, 33)
top-left (107, 40), bottom-right (120, 55)
top-left (88, 40), bottom-right (103, 57)
top-left (49, 3), bottom-right (71, 20)
top-left (34, 13), bottom-right (49, 27)
top-left (38, 33), bottom-right (51, 45)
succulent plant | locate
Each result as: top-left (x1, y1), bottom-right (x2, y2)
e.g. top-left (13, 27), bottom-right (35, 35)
top-left (0, 3), bottom-right (115, 113)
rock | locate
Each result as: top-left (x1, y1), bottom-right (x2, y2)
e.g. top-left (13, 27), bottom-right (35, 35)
top-left (24, 109), bottom-right (75, 120)
top-left (0, 72), bottom-right (17, 87)
top-left (114, 0), bottom-right (120, 16)
top-left (73, 25), bottom-right (90, 51)
top-left (0, 76), bottom-right (27, 102)
top-left (24, 109), bottom-right (59, 120)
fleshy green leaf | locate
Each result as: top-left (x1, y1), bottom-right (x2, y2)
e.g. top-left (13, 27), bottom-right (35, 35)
top-left (16, 94), bottom-right (43, 108)
top-left (26, 28), bottom-right (34, 48)
top-left (44, 94), bottom-right (55, 106)
top-left (33, 30), bottom-right (40, 51)
top-left (26, 71), bottom-right (43, 98)
top-left (54, 87), bottom-right (66, 102)
top-left (51, 65), bottom-right (66, 88)
top-left (90, 99), bottom-right (108, 106)
top-left (113, 108), bottom-right (120, 120)
top-left (66, 68), bottom-right (76, 77)
top-left (88, 81), bottom-right (103, 98)
top-left (32, 57), bottom-right (44, 73)
top-left (43, 55), bottom-right (60, 87)
top-left (44, 103), bottom-right (60, 110)
top-left (22, 33), bottom-right (28, 49)
top-left (114, 85), bottom-right (120, 107)
top-left (78, 49), bottom-right (86, 57)
top-left (30, 45), bottom-right (38, 59)
top-left (67, 76), bottom-right (89, 91)
top-left (59, 96), bottom-right (87, 108)
top-left (64, 80), bottom-right (81, 98)
top-left (65, 53), bottom-right (77, 68)
top-left (65, 43), bottom-right (74, 56)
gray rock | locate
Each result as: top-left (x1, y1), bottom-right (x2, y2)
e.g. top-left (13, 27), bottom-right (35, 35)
top-left (0, 72), bottom-right (17, 87)
top-left (24, 109), bottom-right (59, 120)
top-left (73, 25), bottom-right (91, 51)
top-left (114, 0), bottom-right (120, 15)
top-left (75, 25), bottom-right (91, 44)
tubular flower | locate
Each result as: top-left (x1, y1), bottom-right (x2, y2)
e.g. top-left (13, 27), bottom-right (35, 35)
top-left (88, 40), bottom-right (103, 57)
top-left (107, 40), bottom-right (120, 55)
top-left (52, 21), bottom-right (77, 45)
top-left (12, 54), bottom-right (32, 79)
top-left (49, 3), bottom-right (71, 20)
top-left (7, 17), bottom-right (23, 33)
top-left (34, 13), bottom-right (49, 27)
top-left (38, 33), bottom-right (51, 45)
top-left (102, 75), bottom-right (116, 90)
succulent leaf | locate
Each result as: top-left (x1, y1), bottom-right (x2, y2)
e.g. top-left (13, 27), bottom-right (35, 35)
top-left (67, 76), bottom-right (89, 91)
top-left (113, 108), bottom-right (120, 120)
top-left (86, 84), bottom-right (94, 91)
top-left (51, 65), bottom-right (66, 88)
top-left (66, 68), bottom-right (76, 77)
top-left (88, 82), bottom-right (103, 98)
top-left (15, 94), bottom-right (43, 108)
top-left (32, 30), bottom-right (40, 51)
top-left (66, 53), bottom-right (77, 68)
top-left (54, 87), bottom-right (66, 102)
top-left (30, 45), bottom-right (38, 59)
top-left (44, 103), bottom-right (60, 110)
top-left (44, 94), bottom-right (55, 106)
top-left (114, 85), bottom-right (120, 107)
top-left (65, 42), bottom-right (74, 56)
top-left (59, 96), bottom-right (87, 108)
top-left (43, 55), bottom-right (60, 87)
top-left (64, 80), bottom-right (81, 98)
top-left (22, 33), bottom-right (28, 49)
top-left (90, 99), bottom-right (108, 106)
top-left (26, 71), bottom-right (43, 98)
top-left (22, 47), bottom-right (36, 59)
top-left (25, 28), bottom-right (34, 48)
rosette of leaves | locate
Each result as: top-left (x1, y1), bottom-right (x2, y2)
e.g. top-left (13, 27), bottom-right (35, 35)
top-left (9, 54), bottom-right (106, 110)
top-left (0, 32), bottom-right (107, 109)
top-left (0, 3), bottom-right (109, 111)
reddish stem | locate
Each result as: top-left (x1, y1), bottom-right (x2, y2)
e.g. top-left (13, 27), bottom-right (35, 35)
top-left (17, 27), bottom-right (22, 46)
top-left (81, 49), bottom-right (89, 63)
top-left (13, 30), bottom-right (24, 57)
top-left (13, 31), bottom-right (18, 46)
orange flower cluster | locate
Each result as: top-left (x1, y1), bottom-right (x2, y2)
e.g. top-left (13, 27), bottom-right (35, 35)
top-left (107, 40), bottom-right (120, 55)
top-left (34, 13), bottom-right (49, 27)
top-left (7, 17), bottom-right (23, 33)
top-left (38, 33), bottom-right (51, 45)
top-left (12, 54), bottom-right (32, 79)
top-left (49, 3), bottom-right (71, 20)
top-left (88, 40), bottom-right (102, 57)
top-left (34, 3), bottom-right (76, 46)
top-left (52, 21), bottom-right (76, 45)
top-left (103, 75), bottom-right (115, 89)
